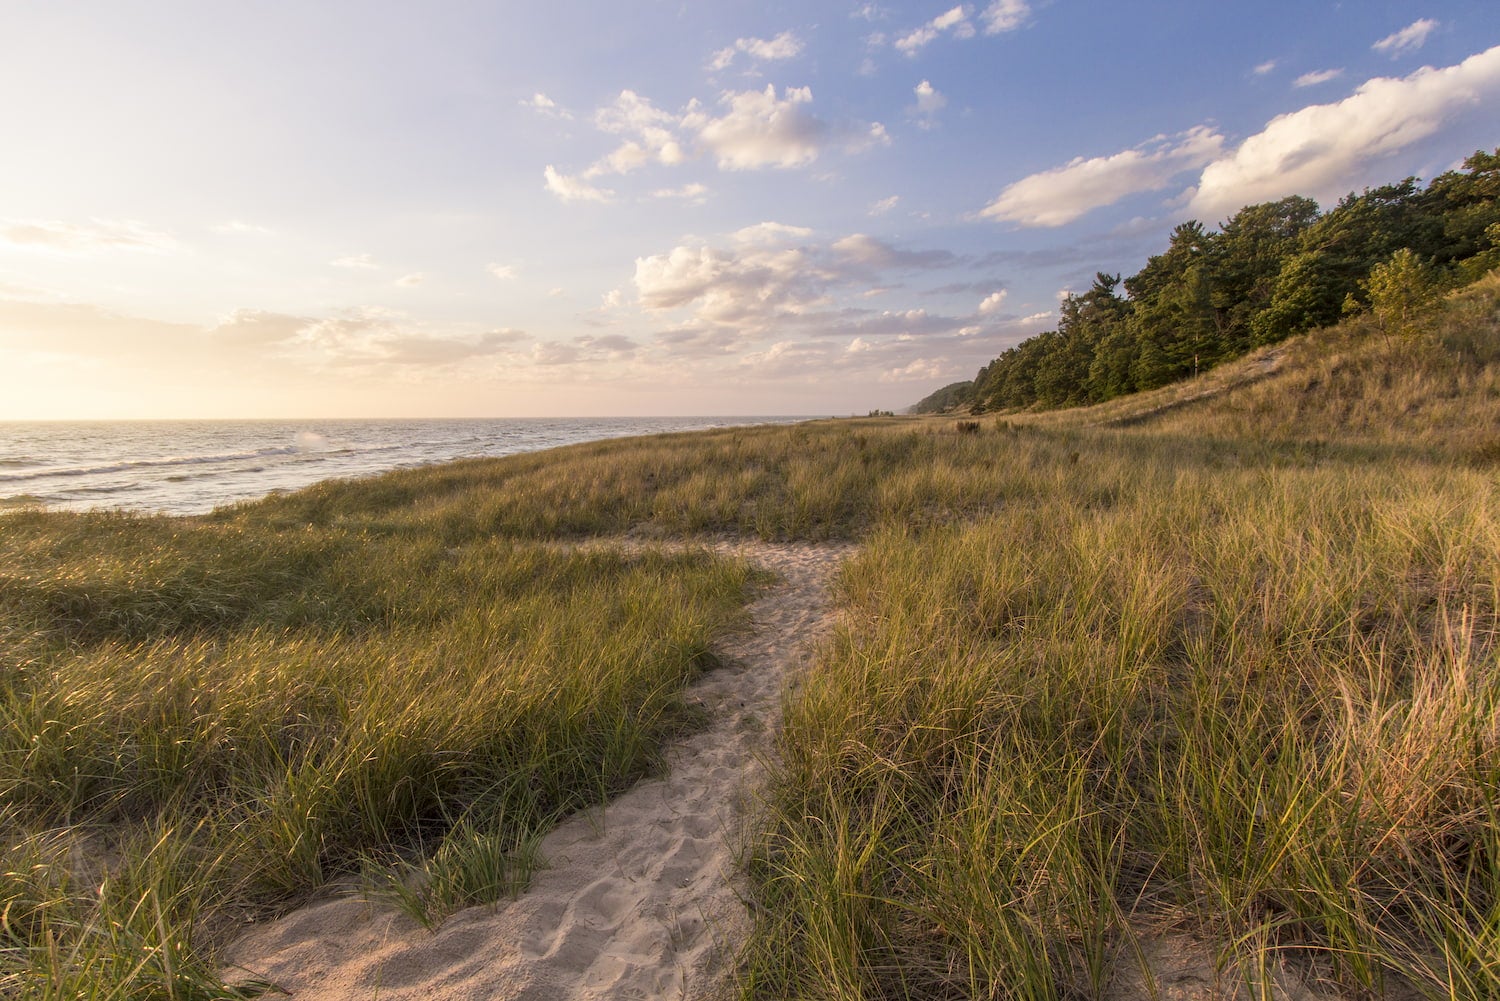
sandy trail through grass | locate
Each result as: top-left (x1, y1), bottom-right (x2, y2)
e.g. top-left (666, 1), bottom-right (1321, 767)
top-left (223, 538), bottom-right (853, 1000)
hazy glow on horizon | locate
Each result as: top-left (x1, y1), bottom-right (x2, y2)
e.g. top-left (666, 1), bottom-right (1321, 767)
top-left (1, 3), bottom-right (1497, 419)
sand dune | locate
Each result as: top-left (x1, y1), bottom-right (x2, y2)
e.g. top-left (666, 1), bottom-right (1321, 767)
top-left (223, 539), bottom-right (852, 1000)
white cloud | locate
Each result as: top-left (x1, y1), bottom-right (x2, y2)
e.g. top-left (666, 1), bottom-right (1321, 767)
top-left (688, 85), bottom-right (830, 170)
top-left (651, 182), bottom-right (710, 203)
top-left (523, 92), bottom-right (572, 119)
top-left (547, 287), bottom-right (565, 297)
top-left (980, 0), bottom-right (1029, 34)
top-left (1253, 59), bottom-right (1278, 76)
top-left (711, 30), bottom-right (804, 70)
top-left (331, 253), bottom-right (379, 269)
top-left (1, 218), bottom-right (177, 254)
top-left (1294, 68), bottom-right (1344, 88)
top-left (1189, 44), bottom-right (1500, 220)
top-left (981, 126), bottom-right (1225, 227)
top-left (488, 263), bottom-right (517, 280)
top-left (1374, 19), bottom-right (1438, 57)
top-left (733, 221), bottom-right (814, 244)
top-left (869, 195), bottom-right (900, 215)
top-left (588, 91), bottom-right (686, 174)
top-left (912, 79), bottom-right (947, 126)
top-left (544, 165), bottom-right (613, 203)
top-left (896, 5), bottom-right (972, 55)
top-left (978, 290), bottom-right (1007, 314)
top-left (395, 273), bottom-right (425, 287)
top-left (635, 225), bottom-right (961, 343)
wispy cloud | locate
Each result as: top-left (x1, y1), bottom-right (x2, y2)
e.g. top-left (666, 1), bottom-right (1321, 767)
top-left (651, 182), bottom-right (710, 203)
top-left (330, 253), bottom-right (380, 269)
top-left (1253, 59), bottom-right (1278, 76)
top-left (979, 0), bottom-right (1030, 34)
top-left (709, 30), bottom-right (803, 71)
top-left (1293, 68), bottom-right (1344, 88)
top-left (1374, 19), bottom-right (1439, 57)
top-left (895, 5), bottom-right (973, 55)
top-left (544, 165), bottom-right (613, 203)
top-left (911, 79), bottom-right (947, 128)
top-left (0, 218), bottom-right (177, 254)
top-left (488, 263), bottom-right (517, 280)
top-left (522, 92), bottom-right (572, 119)
top-left (892, 1), bottom-right (1028, 55)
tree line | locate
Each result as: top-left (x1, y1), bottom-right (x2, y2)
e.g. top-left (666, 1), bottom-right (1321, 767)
top-left (957, 149), bottom-right (1500, 414)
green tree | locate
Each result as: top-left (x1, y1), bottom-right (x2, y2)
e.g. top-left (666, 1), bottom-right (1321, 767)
top-left (1208, 195), bottom-right (1320, 354)
top-left (1365, 248), bottom-right (1439, 338)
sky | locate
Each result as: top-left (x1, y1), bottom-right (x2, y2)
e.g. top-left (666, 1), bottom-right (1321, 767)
top-left (2, 1), bottom-right (1498, 419)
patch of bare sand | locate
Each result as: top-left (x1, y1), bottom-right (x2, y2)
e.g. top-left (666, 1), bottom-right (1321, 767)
top-left (222, 539), bottom-right (853, 1000)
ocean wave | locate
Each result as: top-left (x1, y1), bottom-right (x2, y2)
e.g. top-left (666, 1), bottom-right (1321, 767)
top-left (0, 446), bottom-right (305, 484)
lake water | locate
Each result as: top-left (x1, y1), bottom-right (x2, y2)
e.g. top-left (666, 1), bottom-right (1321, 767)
top-left (0, 417), bottom-right (807, 516)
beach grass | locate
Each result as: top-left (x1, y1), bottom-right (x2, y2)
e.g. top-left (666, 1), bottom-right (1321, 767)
top-left (2, 271), bottom-right (1498, 997)
top-left (0, 512), bottom-right (756, 994)
top-left (740, 273), bottom-right (1500, 999)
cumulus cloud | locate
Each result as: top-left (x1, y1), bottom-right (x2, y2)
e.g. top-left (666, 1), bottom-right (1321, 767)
top-left (687, 85), bottom-right (830, 170)
top-left (1189, 44), bottom-right (1500, 220)
top-left (589, 90), bottom-right (686, 174)
top-left (868, 195), bottom-right (900, 215)
top-left (1294, 68), bottom-right (1344, 88)
top-left (1374, 19), bottom-right (1438, 57)
top-left (544, 165), bottom-right (613, 203)
top-left (710, 30), bottom-right (803, 71)
top-left (634, 225), bottom-right (964, 344)
top-left (978, 290), bottom-right (1007, 314)
top-left (544, 84), bottom-right (883, 190)
top-left (895, 5), bottom-right (973, 55)
top-left (981, 126), bottom-right (1225, 227)
top-left (1, 218), bottom-right (177, 254)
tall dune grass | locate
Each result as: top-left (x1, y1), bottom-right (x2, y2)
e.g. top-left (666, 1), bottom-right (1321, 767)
top-left (742, 272), bottom-right (1500, 999)
top-left (0, 512), bottom-right (754, 994)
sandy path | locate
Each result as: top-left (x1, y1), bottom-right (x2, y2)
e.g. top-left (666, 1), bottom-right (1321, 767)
top-left (223, 538), bottom-right (853, 1000)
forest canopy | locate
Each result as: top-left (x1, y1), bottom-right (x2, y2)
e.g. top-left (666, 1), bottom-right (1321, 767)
top-left (958, 149), bottom-right (1500, 414)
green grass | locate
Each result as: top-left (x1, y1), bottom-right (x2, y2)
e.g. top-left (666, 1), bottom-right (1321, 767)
top-left (741, 273), bottom-right (1500, 999)
top-left (0, 511), bottom-right (756, 995)
top-left (3, 271), bottom-right (1498, 997)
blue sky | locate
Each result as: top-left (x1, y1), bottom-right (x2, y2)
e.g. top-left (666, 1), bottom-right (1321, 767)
top-left (2, 1), bottom-right (1498, 418)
